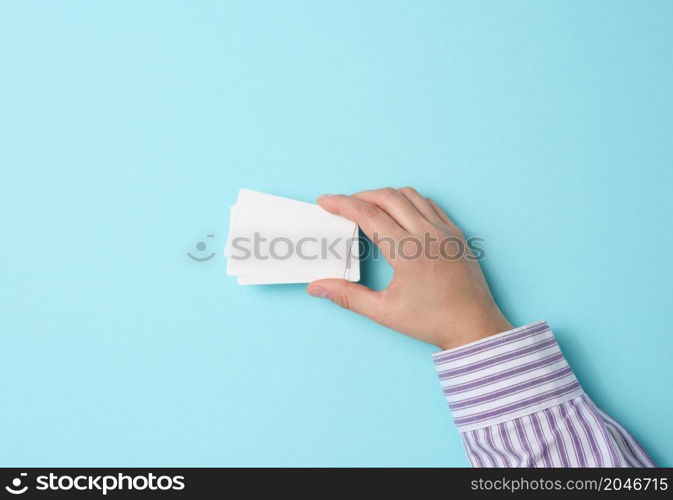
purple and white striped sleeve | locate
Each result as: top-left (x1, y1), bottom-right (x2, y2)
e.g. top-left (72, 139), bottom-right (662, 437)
top-left (432, 321), bottom-right (655, 467)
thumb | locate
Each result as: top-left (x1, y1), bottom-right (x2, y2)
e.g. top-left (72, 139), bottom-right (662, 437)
top-left (307, 279), bottom-right (385, 322)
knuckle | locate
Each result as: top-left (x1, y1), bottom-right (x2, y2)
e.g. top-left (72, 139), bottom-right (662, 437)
top-left (356, 201), bottom-right (381, 218)
top-left (379, 187), bottom-right (397, 199)
top-left (422, 221), bottom-right (441, 237)
top-left (333, 293), bottom-right (351, 310)
top-left (421, 222), bottom-right (444, 239)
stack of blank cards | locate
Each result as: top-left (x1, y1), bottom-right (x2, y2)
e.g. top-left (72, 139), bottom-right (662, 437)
top-left (225, 189), bottom-right (360, 285)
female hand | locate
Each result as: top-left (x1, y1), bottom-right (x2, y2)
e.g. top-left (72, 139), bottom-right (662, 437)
top-left (307, 187), bottom-right (513, 350)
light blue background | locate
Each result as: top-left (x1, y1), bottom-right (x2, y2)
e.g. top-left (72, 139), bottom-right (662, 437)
top-left (1, 0), bottom-right (671, 466)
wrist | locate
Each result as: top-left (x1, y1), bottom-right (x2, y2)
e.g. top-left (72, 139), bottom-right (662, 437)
top-left (437, 310), bottom-right (513, 351)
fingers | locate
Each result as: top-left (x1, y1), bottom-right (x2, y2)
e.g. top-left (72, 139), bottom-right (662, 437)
top-left (317, 194), bottom-right (405, 258)
top-left (352, 188), bottom-right (426, 233)
top-left (307, 279), bottom-right (386, 323)
top-left (398, 186), bottom-right (443, 224)
top-left (318, 188), bottom-right (460, 260)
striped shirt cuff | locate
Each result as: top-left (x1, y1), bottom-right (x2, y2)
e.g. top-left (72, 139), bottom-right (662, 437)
top-left (432, 321), bottom-right (584, 432)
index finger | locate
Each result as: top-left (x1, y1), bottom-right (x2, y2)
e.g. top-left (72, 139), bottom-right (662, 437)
top-left (317, 194), bottom-right (406, 256)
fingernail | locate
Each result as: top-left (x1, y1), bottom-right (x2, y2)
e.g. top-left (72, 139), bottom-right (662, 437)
top-left (318, 194), bottom-right (335, 200)
top-left (307, 287), bottom-right (331, 299)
